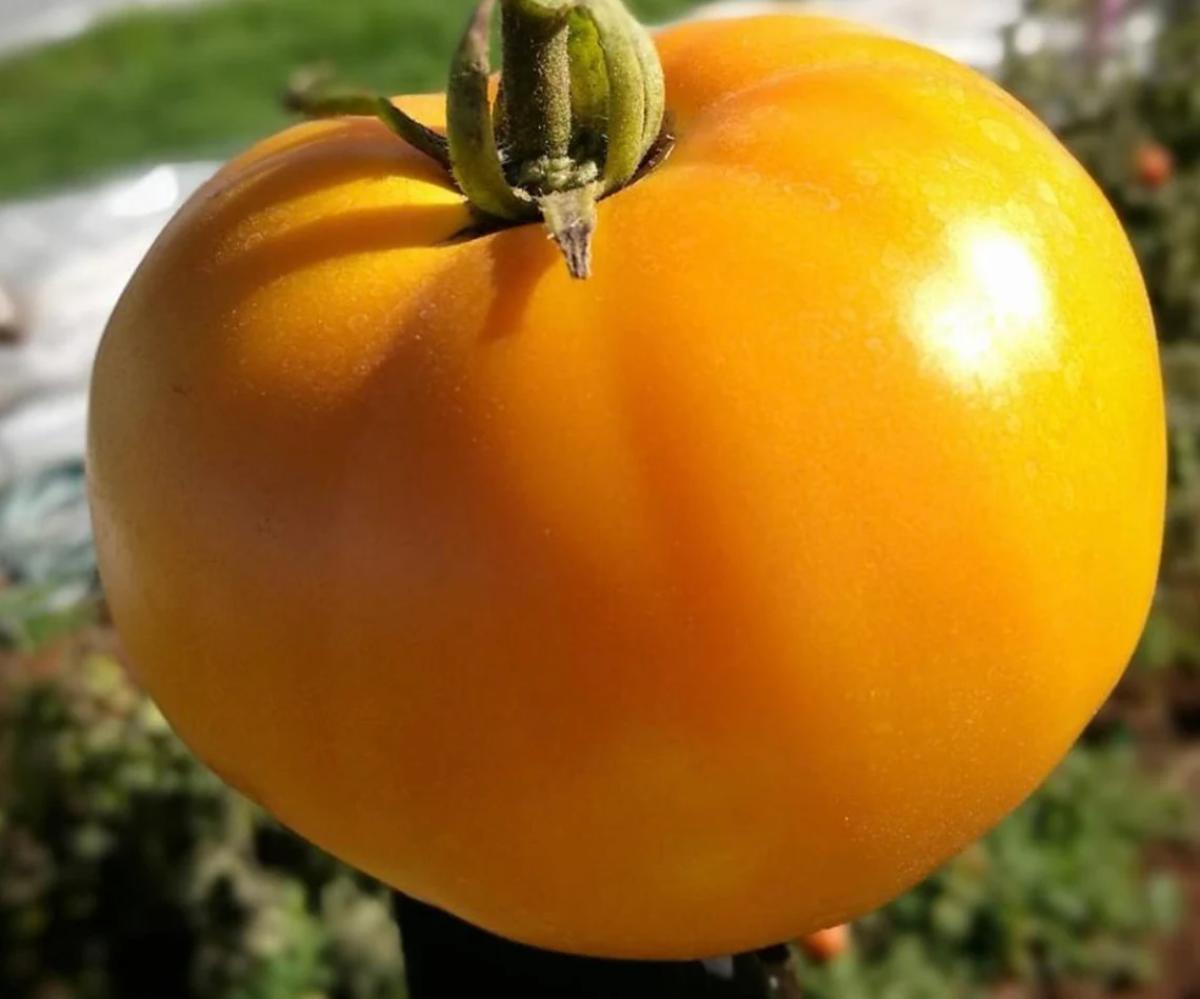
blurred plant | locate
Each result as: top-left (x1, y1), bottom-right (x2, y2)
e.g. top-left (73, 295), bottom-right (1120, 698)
top-left (0, 634), bottom-right (1186, 998)
top-left (0, 0), bottom-right (702, 200)
top-left (0, 581), bottom-right (97, 654)
top-left (1002, 0), bottom-right (1200, 676)
top-left (0, 639), bottom-right (405, 998)
top-left (0, 464), bottom-right (100, 654)
top-left (793, 743), bottom-right (1190, 998)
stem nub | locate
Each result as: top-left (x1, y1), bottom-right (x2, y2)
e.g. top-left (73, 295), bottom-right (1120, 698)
top-left (539, 184), bottom-right (601, 279)
top-left (289, 0), bottom-right (668, 279)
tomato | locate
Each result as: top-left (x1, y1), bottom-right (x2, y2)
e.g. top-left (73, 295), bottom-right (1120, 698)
top-left (88, 14), bottom-right (1163, 959)
top-left (1133, 141), bottom-right (1173, 189)
top-left (798, 924), bottom-right (850, 962)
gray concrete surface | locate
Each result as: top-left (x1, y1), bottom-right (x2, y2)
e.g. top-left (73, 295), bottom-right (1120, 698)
top-left (0, 0), bottom-right (196, 55)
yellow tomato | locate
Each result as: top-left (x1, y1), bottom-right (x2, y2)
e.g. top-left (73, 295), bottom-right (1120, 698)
top-left (88, 15), bottom-right (1163, 958)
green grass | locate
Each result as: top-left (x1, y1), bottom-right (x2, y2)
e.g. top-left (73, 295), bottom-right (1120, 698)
top-left (0, 0), bottom-right (704, 201)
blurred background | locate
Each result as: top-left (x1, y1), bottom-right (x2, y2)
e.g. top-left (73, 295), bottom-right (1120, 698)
top-left (1, 0), bottom-right (1199, 995)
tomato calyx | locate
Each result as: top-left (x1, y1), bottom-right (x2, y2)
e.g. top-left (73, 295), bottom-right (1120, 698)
top-left (287, 0), bottom-right (669, 279)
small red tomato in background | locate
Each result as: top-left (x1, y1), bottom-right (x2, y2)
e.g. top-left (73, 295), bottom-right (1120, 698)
top-left (1134, 141), bottom-right (1174, 189)
top-left (799, 924), bottom-right (850, 962)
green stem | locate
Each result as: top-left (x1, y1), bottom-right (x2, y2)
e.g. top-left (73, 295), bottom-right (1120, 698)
top-left (629, 9), bottom-right (666, 155)
top-left (566, 9), bottom-right (609, 153)
top-left (289, 0), bottom-right (668, 278)
top-left (446, 0), bottom-right (532, 220)
top-left (500, 0), bottom-right (573, 172)
top-left (539, 183), bottom-right (601, 279)
top-left (284, 81), bottom-right (451, 170)
top-left (582, 0), bottom-right (647, 193)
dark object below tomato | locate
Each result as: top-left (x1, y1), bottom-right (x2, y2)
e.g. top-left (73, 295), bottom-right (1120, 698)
top-left (392, 892), bottom-right (800, 998)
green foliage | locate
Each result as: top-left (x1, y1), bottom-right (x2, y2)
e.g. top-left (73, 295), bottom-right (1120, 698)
top-left (1001, 2), bottom-right (1200, 674)
top-left (1003, 4), bottom-right (1200, 341)
top-left (0, 0), bottom-right (702, 201)
top-left (0, 582), bottom-right (97, 654)
top-left (794, 744), bottom-right (1190, 998)
top-left (0, 647), bottom-right (406, 999)
top-left (0, 637), bottom-right (1187, 997)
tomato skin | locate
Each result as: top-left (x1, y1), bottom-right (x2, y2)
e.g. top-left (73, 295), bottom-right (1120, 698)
top-left (88, 15), bottom-right (1163, 959)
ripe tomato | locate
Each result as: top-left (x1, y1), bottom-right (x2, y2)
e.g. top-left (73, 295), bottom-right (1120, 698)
top-left (88, 15), bottom-right (1163, 958)
top-left (799, 924), bottom-right (850, 962)
top-left (1133, 141), bottom-right (1173, 189)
